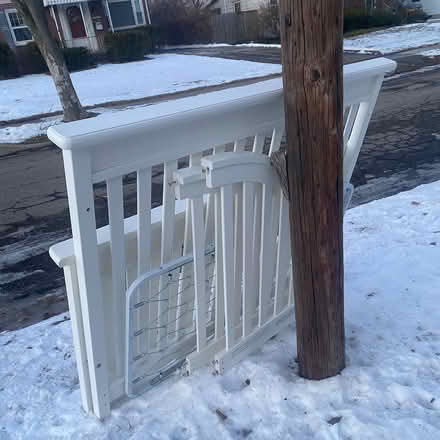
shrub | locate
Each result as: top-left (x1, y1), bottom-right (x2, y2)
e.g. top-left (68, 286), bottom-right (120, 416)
top-left (17, 42), bottom-right (48, 74)
top-left (0, 42), bottom-right (19, 79)
top-left (104, 27), bottom-right (153, 63)
top-left (407, 10), bottom-right (429, 24)
top-left (62, 47), bottom-right (95, 71)
top-left (344, 9), bottom-right (402, 33)
top-left (150, 0), bottom-right (212, 47)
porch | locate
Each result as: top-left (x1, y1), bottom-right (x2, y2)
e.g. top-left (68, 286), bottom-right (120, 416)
top-left (43, 0), bottom-right (151, 53)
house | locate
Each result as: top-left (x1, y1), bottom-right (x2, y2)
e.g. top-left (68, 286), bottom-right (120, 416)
top-left (208, 0), bottom-right (391, 15)
top-left (0, 0), bottom-right (151, 54)
top-left (208, 0), bottom-right (426, 15)
top-left (207, 0), bottom-right (272, 15)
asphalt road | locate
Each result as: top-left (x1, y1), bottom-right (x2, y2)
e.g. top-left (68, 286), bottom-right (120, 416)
top-left (1, 48), bottom-right (440, 331)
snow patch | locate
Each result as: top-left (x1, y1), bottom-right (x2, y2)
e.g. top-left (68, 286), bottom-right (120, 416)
top-left (0, 54), bottom-right (281, 123)
top-left (421, 48), bottom-right (440, 58)
top-left (344, 22), bottom-right (440, 55)
top-left (1, 181), bottom-right (440, 438)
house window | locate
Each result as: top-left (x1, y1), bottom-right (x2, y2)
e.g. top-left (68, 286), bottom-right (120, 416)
top-left (234, 1), bottom-right (241, 14)
top-left (106, 0), bottom-right (145, 30)
top-left (5, 9), bottom-right (33, 46)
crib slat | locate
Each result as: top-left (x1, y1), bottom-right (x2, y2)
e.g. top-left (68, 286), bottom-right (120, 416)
top-left (158, 160), bottom-right (177, 348)
top-left (242, 181), bottom-right (256, 337)
top-left (269, 127), bottom-right (284, 155)
top-left (214, 191), bottom-right (225, 339)
top-left (274, 194), bottom-right (291, 315)
top-left (205, 146), bottom-right (225, 243)
top-left (252, 185), bottom-right (262, 299)
top-left (258, 177), bottom-right (273, 326)
top-left (221, 184), bottom-right (235, 350)
top-left (106, 176), bottom-right (126, 376)
top-left (253, 134), bottom-right (265, 154)
top-left (266, 186), bottom-right (281, 317)
top-left (234, 138), bottom-right (247, 152)
top-left (175, 153), bottom-right (202, 338)
top-left (136, 168), bottom-right (152, 354)
top-left (344, 103), bottom-right (359, 153)
top-left (182, 153), bottom-right (203, 256)
top-left (191, 197), bottom-right (207, 351)
top-left (233, 182), bottom-right (243, 335)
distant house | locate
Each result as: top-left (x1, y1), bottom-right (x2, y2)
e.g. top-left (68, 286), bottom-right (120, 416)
top-left (208, 0), bottom-right (400, 15)
top-left (0, 0), bottom-right (151, 53)
top-left (207, 0), bottom-right (275, 15)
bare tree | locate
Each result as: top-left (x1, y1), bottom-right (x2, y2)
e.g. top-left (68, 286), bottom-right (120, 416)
top-left (11, 0), bottom-right (87, 122)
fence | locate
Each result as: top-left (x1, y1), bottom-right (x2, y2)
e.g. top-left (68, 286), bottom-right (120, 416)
top-left (48, 57), bottom-right (396, 419)
top-left (209, 11), bottom-right (263, 44)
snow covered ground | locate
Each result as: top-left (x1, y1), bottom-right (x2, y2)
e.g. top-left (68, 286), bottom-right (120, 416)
top-left (344, 22), bottom-right (440, 54)
top-left (0, 54), bottom-right (281, 123)
top-left (164, 23), bottom-right (440, 56)
top-left (1, 181), bottom-right (440, 439)
top-left (421, 48), bottom-right (440, 58)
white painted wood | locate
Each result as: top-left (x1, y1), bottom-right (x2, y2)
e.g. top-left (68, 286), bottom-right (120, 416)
top-left (47, 59), bottom-right (396, 184)
top-left (175, 154), bottom-right (202, 338)
top-left (106, 176), bottom-right (126, 377)
top-left (274, 195), bottom-right (291, 315)
top-left (185, 323), bottom-right (242, 373)
top-left (47, 58), bottom-right (396, 416)
top-left (343, 104), bottom-right (359, 153)
top-left (242, 181), bottom-right (256, 337)
top-left (215, 306), bottom-right (294, 375)
top-left (62, 149), bottom-right (110, 419)
top-left (214, 190), bottom-right (225, 340)
top-left (288, 265), bottom-right (294, 307)
top-left (221, 184), bottom-right (235, 350)
top-left (232, 139), bottom-right (246, 330)
top-left (158, 160), bottom-right (177, 349)
top-left (233, 182), bottom-right (243, 334)
top-left (344, 77), bottom-right (384, 184)
top-left (267, 185), bottom-right (281, 315)
top-left (234, 138), bottom-right (247, 152)
top-left (136, 168), bottom-right (152, 354)
top-left (252, 133), bottom-right (265, 154)
top-left (191, 197), bottom-right (208, 351)
top-left (268, 127), bottom-right (284, 155)
top-left (258, 176), bottom-right (274, 326)
top-left (252, 184), bottom-right (262, 302)
top-left (63, 263), bottom-right (93, 414)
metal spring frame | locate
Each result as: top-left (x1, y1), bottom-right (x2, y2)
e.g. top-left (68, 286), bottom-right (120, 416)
top-left (125, 244), bottom-right (215, 397)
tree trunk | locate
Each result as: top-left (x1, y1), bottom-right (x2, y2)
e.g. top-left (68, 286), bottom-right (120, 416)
top-left (279, 0), bottom-right (345, 379)
top-left (12, 0), bottom-right (86, 122)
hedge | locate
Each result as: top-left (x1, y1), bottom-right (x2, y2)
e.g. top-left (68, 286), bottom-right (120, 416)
top-left (62, 47), bottom-right (95, 72)
top-left (105, 27), bottom-right (153, 63)
top-left (18, 42), bottom-right (48, 75)
top-left (344, 9), bottom-right (402, 33)
top-left (0, 42), bottom-right (19, 79)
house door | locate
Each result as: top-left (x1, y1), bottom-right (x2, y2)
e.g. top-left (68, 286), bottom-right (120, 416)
top-left (66, 6), bottom-right (86, 39)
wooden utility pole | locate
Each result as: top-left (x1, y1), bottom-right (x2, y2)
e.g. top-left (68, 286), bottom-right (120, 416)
top-left (279, 0), bottom-right (345, 378)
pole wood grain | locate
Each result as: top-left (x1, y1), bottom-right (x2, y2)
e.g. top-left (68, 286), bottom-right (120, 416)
top-left (278, 0), bottom-right (345, 379)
